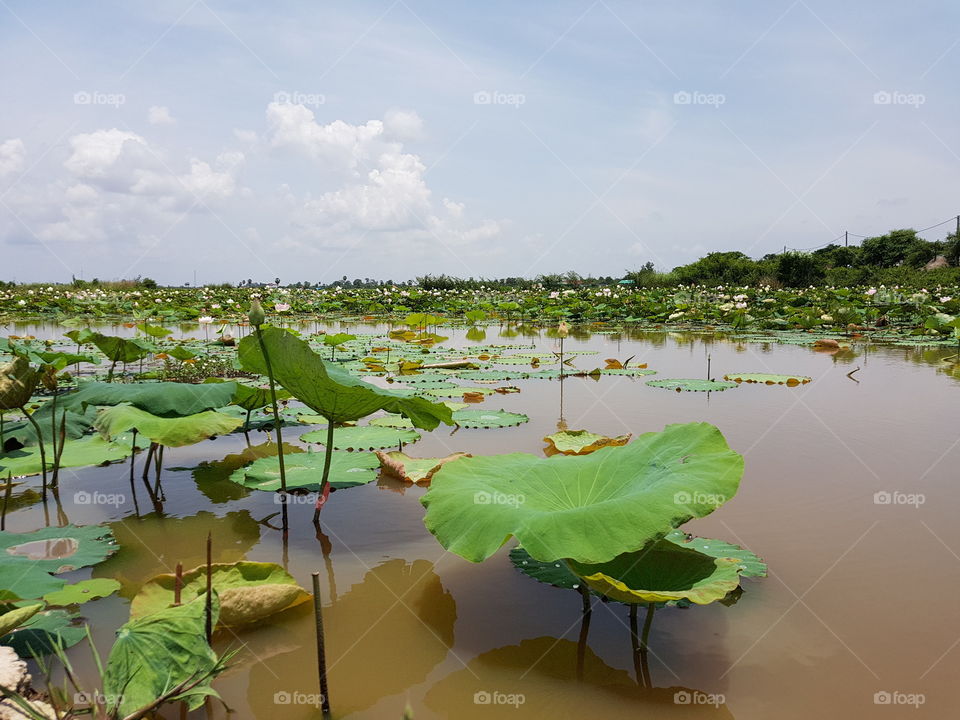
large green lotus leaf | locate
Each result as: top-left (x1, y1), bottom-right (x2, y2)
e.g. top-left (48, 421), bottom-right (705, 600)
top-left (663, 529), bottom-right (767, 578)
top-left (723, 372), bottom-right (811, 386)
top-left (421, 422), bottom-right (744, 564)
top-left (300, 425), bottom-right (421, 450)
top-left (90, 333), bottom-right (155, 363)
top-left (543, 429), bottom-right (631, 455)
top-left (0, 603), bottom-right (43, 636)
top-left (452, 409), bottom-right (529, 428)
top-left (567, 540), bottom-right (743, 605)
top-left (230, 450), bottom-right (381, 491)
top-left (190, 442), bottom-right (303, 504)
top-left (589, 367), bottom-right (657, 376)
top-left (28, 349), bottom-right (101, 370)
top-left (238, 327), bottom-right (452, 429)
top-left (0, 524), bottom-right (118, 574)
top-left (59, 380), bottom-right (238, 418)
top-left (96, 405), bottom-right (242, 447)
top-left (392, 372), bottom-right (456, 384)
top-left (229, 382), bottom-right (292, 411)
top-left (376, 450), bottom-right (471, 484)
top-left (130, 561), bottom-right (310, 627)
top-left (646, 379), bottom-right (739, 392)
top-left (42, 578), bottom-right (121, 606)
top-left (0, 433), bottom-right (139, 477)
top-left (0, 356), bottom-right (40, 410)
top-left (103, 595), bottom-right (220, 716)
top-left (1, 403), bottom-right (98, 447)
top-left (418, 386), bottom-right (497, 399)
top-left (0, 609), bottom-right (86, 657)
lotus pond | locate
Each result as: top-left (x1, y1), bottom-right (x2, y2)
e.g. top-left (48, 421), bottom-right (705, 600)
top-left (0, 316), bottom-right (957, 719)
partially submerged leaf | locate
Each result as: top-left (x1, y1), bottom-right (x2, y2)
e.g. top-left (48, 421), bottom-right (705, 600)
top-left (43, 578), bottom-right (121, 606)
top-left (645, 379), bottom-right (738, 392)
top-left (376, 451), bottom-right (471, 484)
top-left (451, 409), bottom-right (529, 429)
top-left (723, 373), bottom-right (811, 386)
top-left (300, 425), bottom-right (421, 450)
top-left (131, 562), bottom-right (310, 627)
top-left (231, 450), bottom-right (381, 491)
top-left (543, 429), bottom-right (631, 455)
top-left (0, 609), bottom-right (86, 657)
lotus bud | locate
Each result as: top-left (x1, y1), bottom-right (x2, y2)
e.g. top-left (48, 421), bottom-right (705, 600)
top-left (41, 365), bottom-right (58, 392)
top-left (248, 300), bottom-right (266, 327)
top-left (557, 321), bottom-right (569, 338)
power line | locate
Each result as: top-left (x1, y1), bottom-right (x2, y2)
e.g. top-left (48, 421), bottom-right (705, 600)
top-left (784, 213), bottom-right (958, 252)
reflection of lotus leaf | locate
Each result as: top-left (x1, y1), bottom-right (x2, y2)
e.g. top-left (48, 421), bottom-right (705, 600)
top-left (243, 559), bottom-right (456, 719)
top-left (92, 511), bottom-right (261, 598)
top-left (425, 637), bottom-right (734, 719)
top-left (543, 429), bottom-right (631, 455)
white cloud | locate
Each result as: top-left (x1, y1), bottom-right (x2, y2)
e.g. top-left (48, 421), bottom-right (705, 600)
top-left (0, 138), bottom-right (26, 178)
top-left (266, 102), bottom-right (384, 170)
top-left (148, 105), bottom-right (176, 125)
top-left (383, 109), bottom-right (424, 141)
top-left (64, 129), bottom-right (147, 179)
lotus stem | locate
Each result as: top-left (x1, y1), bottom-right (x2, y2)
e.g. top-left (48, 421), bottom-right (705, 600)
top-left (1, 474), bottom-right (11, 531)
top-left (639, 602), bottom-right (655, 687)
top-left (174, 562), bottom-right (183, 606)
top-left (312, 421), bottom-right (335, 525)
top-left (629, 605), bottom-right (643, 687)
top-left (21, 406), bottom-right (47, 500)
top-left (254, 324), bottom-right (287, 501)
top-left (205, 532), bottom-right (213, 643)
top-left (576, 584), bottom-right (592, 682)
top-left (311, 572), bottom-right (332, 719)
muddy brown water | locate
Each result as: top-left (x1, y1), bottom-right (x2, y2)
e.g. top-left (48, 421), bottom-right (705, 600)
top-left (2, 321), bottom-right (959, 719)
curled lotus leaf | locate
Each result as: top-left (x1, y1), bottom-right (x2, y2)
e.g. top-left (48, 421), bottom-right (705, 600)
top-left (376, 451), bottom-right (472, 484)
top-left (0, 356), bottom-right (40, 410)
top-left (543, 429), bottom-right (631, 455)
top-left (130, 561), bottom-right (310, 627)
top-left (96, 405), bottom-right (243, 447)
top-left (421, 422), bottom-right (743, 564)
top-left (567, 540), bottom-right (744, 605)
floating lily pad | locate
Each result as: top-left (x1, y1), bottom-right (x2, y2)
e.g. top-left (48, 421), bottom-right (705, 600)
top-left (645, 379), bottom-right (738, 392)
top-left (131, 561), bottom-right (310, 627)
top-left (300, 425), bottom-right (421, 450)
top-left (452, 409), bottom-right (529, 429)
top-left (376, 451), bottom-right (472, 484)
top-left (588, 367), bottom-right (657, 377)
top-left (0, 524), bottom-right (118, 576)
top-left (723, 373), bottom-right (811, 386)
top-left (368, 414), bottom-right (415, 429)
top-left (418, 386), bottom-right (498, 399)
top-left (43, 578), bottom-right (121, 606)
top-left (543, 429), bottom-right (631, 455)
top-left (230, 450), bottom-right (381, 491)
top-left (0, 434), bottom-right (140, 478)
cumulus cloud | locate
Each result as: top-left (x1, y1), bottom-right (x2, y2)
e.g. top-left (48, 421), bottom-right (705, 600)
top-left (148, 105), bottom-right (176, 125)
top-left (0, 139), bottom-right (25, 177)
top-left (383, 109), bottom-right (424, 141)
top-left (64, 129), bottom-right (147, 179)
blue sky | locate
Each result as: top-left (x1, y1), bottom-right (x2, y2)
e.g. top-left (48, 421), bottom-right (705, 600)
top-left (1, 1), bottom-right (958, 284)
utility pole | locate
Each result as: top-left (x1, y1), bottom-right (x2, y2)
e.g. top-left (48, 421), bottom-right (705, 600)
top-left (844, 231), bottom-right (848, 247)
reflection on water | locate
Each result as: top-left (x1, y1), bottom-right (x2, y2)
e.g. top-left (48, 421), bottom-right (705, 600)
top-left (236, 558), bottom-right (455, 719)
